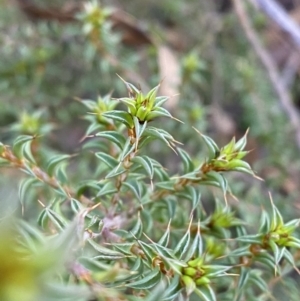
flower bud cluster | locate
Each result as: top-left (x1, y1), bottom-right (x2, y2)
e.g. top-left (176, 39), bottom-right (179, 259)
top-left (264, 220), bottom-right (300, 248)
top-left (118, 79), bottom-right (169, 123)
top-left (200, 130), bottom-right (253, 175)
top-left (181, 257), bottom-right (211, 289)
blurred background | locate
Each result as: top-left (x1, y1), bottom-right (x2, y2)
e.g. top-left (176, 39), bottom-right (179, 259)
top-left (1, 0), bottom-right (300, 222)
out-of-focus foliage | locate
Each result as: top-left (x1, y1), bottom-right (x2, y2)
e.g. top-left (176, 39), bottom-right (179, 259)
top-left (1, 0), bottom-right (300, 300)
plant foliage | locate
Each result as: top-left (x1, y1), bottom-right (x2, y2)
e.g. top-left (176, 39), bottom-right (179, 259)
top-left (0, 1), bottom-right (300, 301)
top-left (1, 76), bottom-right (300, 301)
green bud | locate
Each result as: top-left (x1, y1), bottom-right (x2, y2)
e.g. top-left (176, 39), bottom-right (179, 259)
top-left (270, 232), bottom-right (280, 242)
top-left (136, 92), bottom-right (143, 105)
top-left (136, 106), bottom-right (148, 121)
top-left (278, 237), bottom-right (289, 246)
top-left (187, 257), bottom-right (203, 268)
top-left (221, 137), bottom-right (235, 155)
top-left (183, 267), bottom-right (197, 277)
top-left (119, 98), bottom-right (137, 115)
top-left (234, 150), bottom-right (249, 160)
top-left (195, 276), bottom-right (211, 286)
top-left (146, 84), bottom-right (160, 109)
top-left (226, 159), bottom-right (251, 170)
top-left (282, 219), bottom-right (300, 234)
top-left (129, 107), bottom-right (137, 116)
top-left (181, 275), bottom-right (196, 295)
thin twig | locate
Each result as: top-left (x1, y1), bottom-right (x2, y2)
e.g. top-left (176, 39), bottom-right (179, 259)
top-left (253, 0), bottom-right (300, 86)
top-left (254, 0), bottom-right (300, 47)
top-left (232, 0), bottom-right (300, 149)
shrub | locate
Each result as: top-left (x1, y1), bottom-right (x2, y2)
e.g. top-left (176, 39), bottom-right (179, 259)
top-left (1, 1), bottom-right (300, 300)
top-left (1, 78), bottom-right (300, 301)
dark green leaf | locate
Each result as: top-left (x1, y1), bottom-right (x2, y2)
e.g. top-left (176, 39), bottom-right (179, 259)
top-left (158, 221), bottom-right (171, 247)
top-left (132, 156), bottom-right (154, 182)
top-left (95, 152), bottom-right (118, 169)
top-left (199, 133), bottom-right (219, 160)
top-left (127, 214), bottom-right (143, 239)
top-left (123, 180), bottom-right (143, 200)
top-left (178, 148), bottom-right (195, 174)
top-left (174, 224), bottom-right (191, 259)
top-left (119, 138), bottom-right (136, 162)
top-left (105, 163), bottom-right (127, 179)
top-left (96, 131), bottom-right (127, 150)
top-left (155, 181), bottom-right (175, 191)
top-left (46, 154), bottom-right (71, 176)
top-left (133, 116), bottom-right (148, 140)
top-left (18, 177), bottom-right (39, 208)
top-left (258, 210), bottom-right (270, 234)
top-left (97, 181), bottom-right (118, 197)
top-left (13, 135), bottom-right (35, 163)
top-left (205, 171), bottom-right (228, 195)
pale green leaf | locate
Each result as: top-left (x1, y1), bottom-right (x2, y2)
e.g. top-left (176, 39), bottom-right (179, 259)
top-left (126, 268), bottom-right (161, 290)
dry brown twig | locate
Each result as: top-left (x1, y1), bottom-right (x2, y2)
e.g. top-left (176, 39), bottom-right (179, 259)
top-left (232, 0), bottom-right (300, 149)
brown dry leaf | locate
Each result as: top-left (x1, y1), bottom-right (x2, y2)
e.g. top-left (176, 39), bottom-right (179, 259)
top-left (15, 0), bottom-right (79, 22)
top-left (157, 45), bottom-right (181, 111)
top-left (110, 9), bottom-right (153, 47)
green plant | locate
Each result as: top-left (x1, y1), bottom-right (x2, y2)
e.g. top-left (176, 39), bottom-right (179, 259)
top-left (1, 78), bottom-right (300, 301)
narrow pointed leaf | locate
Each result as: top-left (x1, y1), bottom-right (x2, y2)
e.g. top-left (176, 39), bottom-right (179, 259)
top-left (174, 226), bottom-right (191, 259)
top-left (178, 148), bottom-right (195, 174)
top-left (258, 210), bottom-right (270, 233)
top-left (158, 221), bottom-right (171, 247)
top-left (88, 239), bottom-right (125, 259)
top-left (126, 268), bottom-right (161, 290)
top-left (234, 130), bottom-right (248, 151)
top-left (102, 110), bottom-right (134, 128)
top-left (119, 138), bottom-right (136, 162)
top-left (97, 181), bottom-right (117, 197)
top-left (18, 177), bottom-right (39, 207)
top-left (194, 285), bottom-right (216, 301)
top-left (13, 135), bottom-right (35, 163)
top-left (95, 152), bottom-right (118, 168)
top-left (127, 215), bottom-right (143, 239)
top-left (133, 116), bottom-right (148, 140)
top-left (46, 154), bottom-right (71, 176)
top-left (200, 134), bottom-right (219, 160)
top-left (105, 163), bottom-right (127, 179)
top-left (132, 156), bottom-right (154, 182)
top-left (123, 180), bottom-right (143, 200)
top-left (95, 131), bottom-right (126, 150)
top-left (154, 96), bottom-right (169, 107)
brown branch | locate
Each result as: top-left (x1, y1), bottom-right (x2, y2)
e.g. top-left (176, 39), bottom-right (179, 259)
top-left (232, 0), bottom-right (300, 149)
top-left (0, 145), bottom-right (92, 206)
